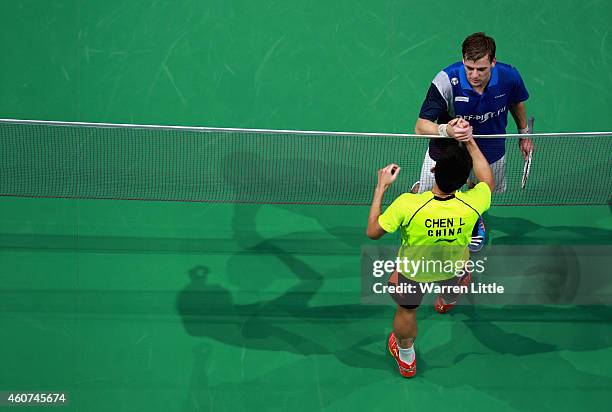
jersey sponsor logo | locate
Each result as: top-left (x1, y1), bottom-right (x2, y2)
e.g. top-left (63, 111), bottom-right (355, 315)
top-left (451, 77), bottom-right (459, 85)
top-left (494, 93), bottom-right (506, 99)
top-left (458, 106), bottom-right (507, 124)
top-left (455, 96), bottom-right (469, 102)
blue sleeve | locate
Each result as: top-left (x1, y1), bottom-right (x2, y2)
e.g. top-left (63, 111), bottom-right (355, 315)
top-left (419, 83), bottom-right (449, 122)
top-left (509, 67), bottom-right (529, 104)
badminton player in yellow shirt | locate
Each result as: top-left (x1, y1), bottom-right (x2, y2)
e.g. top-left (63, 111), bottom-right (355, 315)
top-left (366, 119), bottom-right (493, 378)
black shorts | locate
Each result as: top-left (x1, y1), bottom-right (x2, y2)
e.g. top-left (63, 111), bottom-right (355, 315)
top-left (387, 270), bottom-right (470, 310)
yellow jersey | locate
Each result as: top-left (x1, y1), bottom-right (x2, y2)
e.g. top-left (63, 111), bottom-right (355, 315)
top-left (378, 182), bottom-right (491, 282)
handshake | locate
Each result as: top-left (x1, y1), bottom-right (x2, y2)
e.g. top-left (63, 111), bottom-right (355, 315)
top-left (440, 118), bottom-right (474, 142)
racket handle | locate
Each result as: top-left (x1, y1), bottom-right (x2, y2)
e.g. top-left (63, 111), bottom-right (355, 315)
top-left (527, 116), bottom-right (535, 134)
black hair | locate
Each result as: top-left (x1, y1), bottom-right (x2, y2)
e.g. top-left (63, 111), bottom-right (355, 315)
top-left (434, 143), bottom-right (472, 193)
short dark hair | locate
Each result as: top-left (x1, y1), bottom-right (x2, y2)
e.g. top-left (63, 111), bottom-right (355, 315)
top-left (462, 32), bottom-right (496, 63)
top-left (434, 144), bottom-right (472, 193)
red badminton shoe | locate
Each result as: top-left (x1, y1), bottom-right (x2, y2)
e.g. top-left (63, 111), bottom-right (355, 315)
top-left (388, 332), bottom-right (416, 378)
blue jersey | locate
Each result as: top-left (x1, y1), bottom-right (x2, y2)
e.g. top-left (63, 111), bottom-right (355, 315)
top-left (419, 61), bottom-right (529, 163)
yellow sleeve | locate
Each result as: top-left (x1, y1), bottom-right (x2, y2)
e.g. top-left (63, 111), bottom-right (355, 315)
top-left (377, 193), bottom-right (413, 233)
top-left (462, 182), bottom-right (492, 214)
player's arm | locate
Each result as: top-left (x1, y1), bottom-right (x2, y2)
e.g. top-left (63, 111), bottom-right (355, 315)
top-left (510, 102), bottom-right (534, 159)
top-left (415, 83), bottom-right (470, 139)
top-left (510, 101), bottom-right (527, 130)
top-left (416, 117), bottom-right (472, 140)
top-left (415, 117), bottom-right (441, 135)
top-left (464, 136), bottom-right (494, 191)
top-left (509, 63), bottom-right (534, 159)
top-left (366, 164), bottom-right (400, 239)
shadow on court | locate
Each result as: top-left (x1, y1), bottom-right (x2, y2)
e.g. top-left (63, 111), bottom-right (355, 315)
top-left (178, 162), bottom-right (400, 409)
top-left (176, 260), bottom-right (390, 367)
top-left (486, 212), bottom-right (612, 245)
top-left (181, 343), bottom-right (214, 412)
top-left (178, 302), bottom-right (612, 411)
top-left (172, 156), bottom-right (612, 410)
top-left (414, 304), bottom-right (612, 409)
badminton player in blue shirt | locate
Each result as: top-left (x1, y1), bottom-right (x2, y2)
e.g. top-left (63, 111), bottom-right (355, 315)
top-left (413, 32), bottom-right (534, 252)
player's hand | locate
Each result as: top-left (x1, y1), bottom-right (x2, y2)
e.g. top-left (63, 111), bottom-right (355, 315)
top-left (448, 118), bottom-right (473, 142)
top-left (377, 163), bottom-right (400, 190)
top-left (519, 138), bottom-right (534, 160)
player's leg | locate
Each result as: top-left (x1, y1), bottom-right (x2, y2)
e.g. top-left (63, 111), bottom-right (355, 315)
top-left (412, 149), bottom-right (436, 194)
top-left (387, 271), bottom-right (419, 377)
top-left (468, 155), bottom-right (506, 252)
top-left (393, 306), bottom-right (417, 342)
top-left (389, 306), bottom-right (417, 377)
top-left (467, 154), bottom-right (506, 193)
top-left (490, 154), bottom-right (507, 193)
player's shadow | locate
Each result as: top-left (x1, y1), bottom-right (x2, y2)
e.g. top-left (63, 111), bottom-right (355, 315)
top-left (181, 340), bottom-right (386, 412)
top-left (408, 239), bottom-right (612, 380)
top-left (412, 233), bottom-right (612, 396)
top-left (177, 257), bottom-right (397, 412)
top-left (181, 343), bottom-right (214, 412)
top-left (416, 307), bottom-right (612, 410)
top-left (177, 257), bottom-right (398, 411)
top-left (176, 260), bottom-right (392, 370)
top-left (482, 213), bottom-right (612, 306)
top-left (485, 212), bottom-right (612, 244)
top-left (200, 150), bottom-right (397, 371)
top-left (439, 240), bottom-right (612, 355)
top-left (462, 305), bottom-right (612, 352)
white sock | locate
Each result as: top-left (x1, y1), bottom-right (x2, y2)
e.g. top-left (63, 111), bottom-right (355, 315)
top-left (398, 344), bottom-right (415, 364)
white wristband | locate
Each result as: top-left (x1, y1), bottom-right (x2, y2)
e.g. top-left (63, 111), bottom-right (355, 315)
top-left (438, 123), bottom-right (449, 137)
top-left (518, 127), bottom-right (529, 134)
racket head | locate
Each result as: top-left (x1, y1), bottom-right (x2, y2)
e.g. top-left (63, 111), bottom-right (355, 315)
top-left (521, 116), bottom-right (535, 189)
top-left (521, 150), bottom-right (532, 189)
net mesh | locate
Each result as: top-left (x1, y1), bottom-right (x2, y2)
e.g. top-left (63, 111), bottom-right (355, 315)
top-left (1, 120), bottom-right (611, 206)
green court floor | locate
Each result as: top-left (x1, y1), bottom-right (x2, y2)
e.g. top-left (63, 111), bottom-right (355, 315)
top-left (1, 199), bottom-right (611, 411)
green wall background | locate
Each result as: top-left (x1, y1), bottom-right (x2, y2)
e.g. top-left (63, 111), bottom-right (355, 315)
top-left (1, 0), bottom-right (611, 133)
